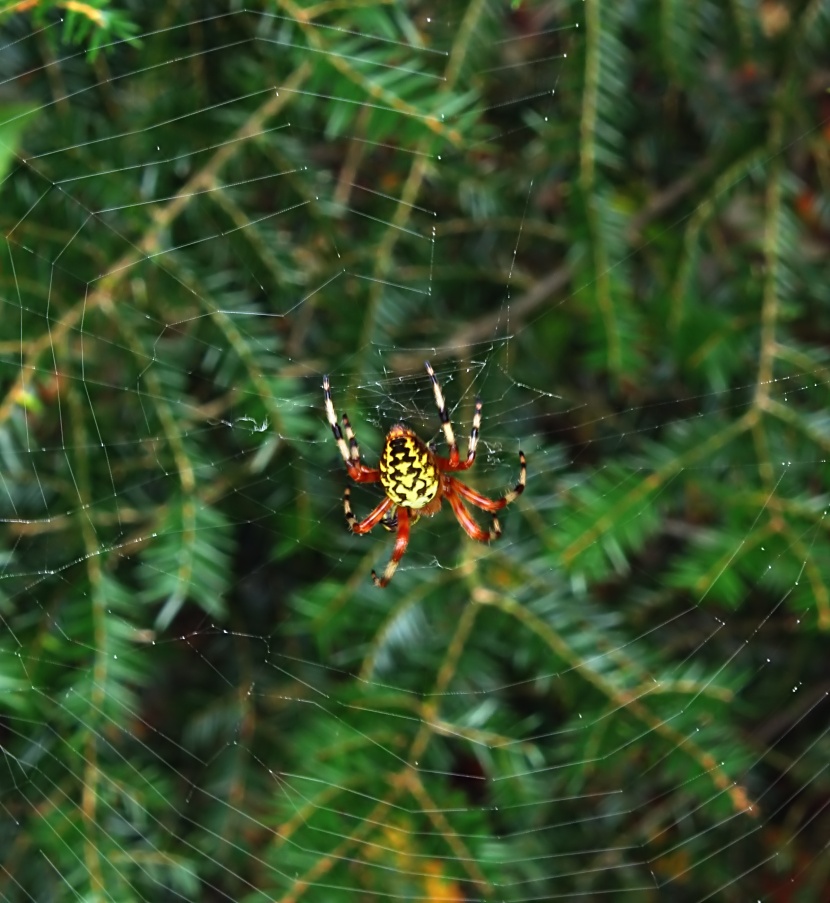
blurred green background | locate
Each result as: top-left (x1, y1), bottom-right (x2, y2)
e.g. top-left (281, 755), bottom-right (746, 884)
top-left (1, 1), bottom-right (829, 900)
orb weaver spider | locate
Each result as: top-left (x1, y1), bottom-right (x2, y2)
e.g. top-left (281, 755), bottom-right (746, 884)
top-left (323, 362), bottom-right (526, 587)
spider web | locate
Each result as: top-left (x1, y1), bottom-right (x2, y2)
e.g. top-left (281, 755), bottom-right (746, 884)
top-left (1, 2), bottom-right (830, 901)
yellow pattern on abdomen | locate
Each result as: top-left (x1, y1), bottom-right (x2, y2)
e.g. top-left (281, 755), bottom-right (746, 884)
top-left (379, 427), bottom-right (439, 509)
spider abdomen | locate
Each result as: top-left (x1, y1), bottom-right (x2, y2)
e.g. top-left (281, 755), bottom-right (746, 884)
top-left (379, 426), bottom-right (440, 509)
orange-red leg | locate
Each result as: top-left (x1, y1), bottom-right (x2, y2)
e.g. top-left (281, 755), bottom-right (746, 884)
top-left (344, 489), bottom-right (394, 534)
top-left (450, 479), bottom-right (508, 513)
top-left (348, 462), bottom-right (382, 483)
top-left (446, 451), bottom-right (527, 511)
top-left (324, 374), bottom-right (381, 483)
top-left (426, 362), bottom-right (481, 471)
top-left (340, 413), bottom-right (380, 483)
top-left (372, 506), bottom-right (411, 588)
top-left (445, 491), bottom-right (500, 543)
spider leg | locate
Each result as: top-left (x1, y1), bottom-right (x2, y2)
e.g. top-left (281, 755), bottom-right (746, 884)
top-left (445, 490), bottom-right (501, 542)
top-left (323, 375), bottom-right (351, 464)
top-left (344, 489), bottom-right (394, 534)
top-left (425, 360), bottom-right (480, 473)
top-left (323, 374), bottom-right (380, 483)
top-left (462, 396), bottom-right (481, 469)
top-left (448, 450), bottom-right (526, 512)
top-left (372, 506), bottom-right (411, 588)
top-left (425, 361), bottom-right (461, 467)
top-left (434, 396), bottom-right (482, 472)
top-left (341, 413), bottom-right (362, 464)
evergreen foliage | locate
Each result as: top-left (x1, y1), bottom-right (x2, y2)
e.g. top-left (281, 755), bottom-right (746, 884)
top-left (1, 1), bottom-right (829, 900)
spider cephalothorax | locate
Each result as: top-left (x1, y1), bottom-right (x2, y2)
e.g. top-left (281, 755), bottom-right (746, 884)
top-left (323, 362), bottom-right (526, 588)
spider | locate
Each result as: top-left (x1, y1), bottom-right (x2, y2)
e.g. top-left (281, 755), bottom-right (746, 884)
top-left (323, 362), bottom-right (526, 587)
